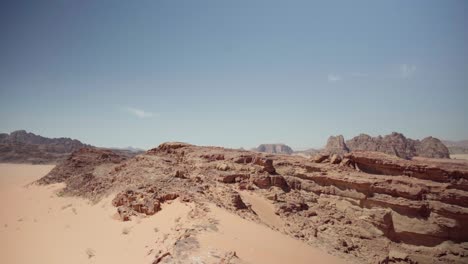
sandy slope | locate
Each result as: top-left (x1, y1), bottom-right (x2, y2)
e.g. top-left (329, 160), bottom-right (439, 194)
top-left (0, 164), bottom-right (346, 264)
top-left (197, 204), bottom-right (345, 264)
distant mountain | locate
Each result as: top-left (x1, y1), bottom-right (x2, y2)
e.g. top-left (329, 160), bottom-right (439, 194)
top-left (0, 130), bottom-right (91, 164)
top-left (107, 146), bottom-right (145, 157)
top-left (253, 144), bottom-right (294, 155)
top-left (123, 146), bottom-right (146, 152)
top-left (443, 140), bottom-right (468, 154)
top-left (323, 132), bottom-right (450, 159)
top-left (292, 148), bottom-right (320, 157)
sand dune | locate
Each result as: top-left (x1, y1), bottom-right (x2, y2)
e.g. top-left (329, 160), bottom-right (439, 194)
top-left (0, 164), bottom-right (346, 264)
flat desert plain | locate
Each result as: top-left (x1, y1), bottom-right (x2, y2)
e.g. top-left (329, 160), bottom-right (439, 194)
top-left (451, 154), bottom-right (468, 160)
top-left (0, 163), bottom-right (345, 264)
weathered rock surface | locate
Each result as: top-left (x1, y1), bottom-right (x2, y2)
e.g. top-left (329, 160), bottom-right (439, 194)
top-left (112, 186), bottom-right (179, 221)
top-left (37, 148), bottom-right (128, 198)
top-left (37, 141), bottom-right (468, 264)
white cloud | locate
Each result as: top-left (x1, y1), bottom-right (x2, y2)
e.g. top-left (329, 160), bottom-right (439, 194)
top-left (400, 64), bottom-right (416, 78)
top-left (327, 74), bottom-right (342, 82)
top-left (125, 107), bottom-right (154, 118)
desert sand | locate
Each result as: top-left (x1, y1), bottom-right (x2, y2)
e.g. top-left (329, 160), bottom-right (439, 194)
top-left (451, 154), bottom-right (468, 160)
top-left (0, 163), bottom-right (345, 264)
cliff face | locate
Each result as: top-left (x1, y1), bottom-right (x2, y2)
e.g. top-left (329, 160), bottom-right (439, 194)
top-left (323, 132), bottom-right (450, 159)
top-left (255, 144), bottom-right (294, 155)
top-left (0, 130), bottom-right (91, 163)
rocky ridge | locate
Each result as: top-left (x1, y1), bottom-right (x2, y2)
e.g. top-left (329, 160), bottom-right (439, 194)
top-left (0, 130), bottom-right (91, 164)
top-left (37, 142), bottom-right (468, 263)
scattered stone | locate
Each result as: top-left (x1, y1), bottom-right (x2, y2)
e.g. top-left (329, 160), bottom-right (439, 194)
top-left (216, 163), bottom-right (230, 171)
top-left (330, 154), bottom-right (342, 164)
top-left (85, 248), bottom-right (96, 259)
top-left (231, 193), bottom-right (248, 210)
top-left (174, 170), bottom-right (186, 179)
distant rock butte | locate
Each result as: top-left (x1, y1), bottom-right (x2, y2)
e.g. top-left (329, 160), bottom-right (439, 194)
top-left (324, 135), bottom-right (349, 155)
top-left (254, 144), bottom-right (294, 155)
top-left (323, 132), bottom-right (450, 159)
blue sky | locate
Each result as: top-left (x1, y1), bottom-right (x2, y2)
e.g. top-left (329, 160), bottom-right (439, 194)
top-left (1, 0), bottom-right (467, 149)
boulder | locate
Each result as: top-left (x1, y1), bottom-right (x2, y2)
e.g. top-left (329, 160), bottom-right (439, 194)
top-left (330, 154), bottom-right (342, 164)
top-left (231, 193), bottom-right (248, 210)
top-left (218, 174), bottom-right (249, 184)
top-left (313, 154), bottom-right (329, 163)
top-left (201, 153), bottom-right (225, 161)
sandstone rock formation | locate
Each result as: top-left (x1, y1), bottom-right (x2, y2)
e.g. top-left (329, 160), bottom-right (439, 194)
top-left (37, 142), bottom-right (468, 263)
top-left (416, 137), bottom-right (451, 159)
top-left (323, 132), bottom-right (450, 159)
top-left (254, 144), bottom-right (294, 155)
top-left (323, 135), bottom-right (349, 155)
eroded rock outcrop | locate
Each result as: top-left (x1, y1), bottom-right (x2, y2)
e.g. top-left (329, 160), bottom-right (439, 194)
top-left (37, 141), bottom-right (468, 264)
top-left (112, 186), bottom-right (180, 221)
top-left (37, 148), bottom-right (128, 198)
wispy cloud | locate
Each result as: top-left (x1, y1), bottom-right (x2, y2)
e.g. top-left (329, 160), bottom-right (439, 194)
top-left (327, 74), bottom-right (342, 82)
top-left (125, 107), bottom-right (154, 118)
top-left (400, 64), bottom-right (416, 78)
